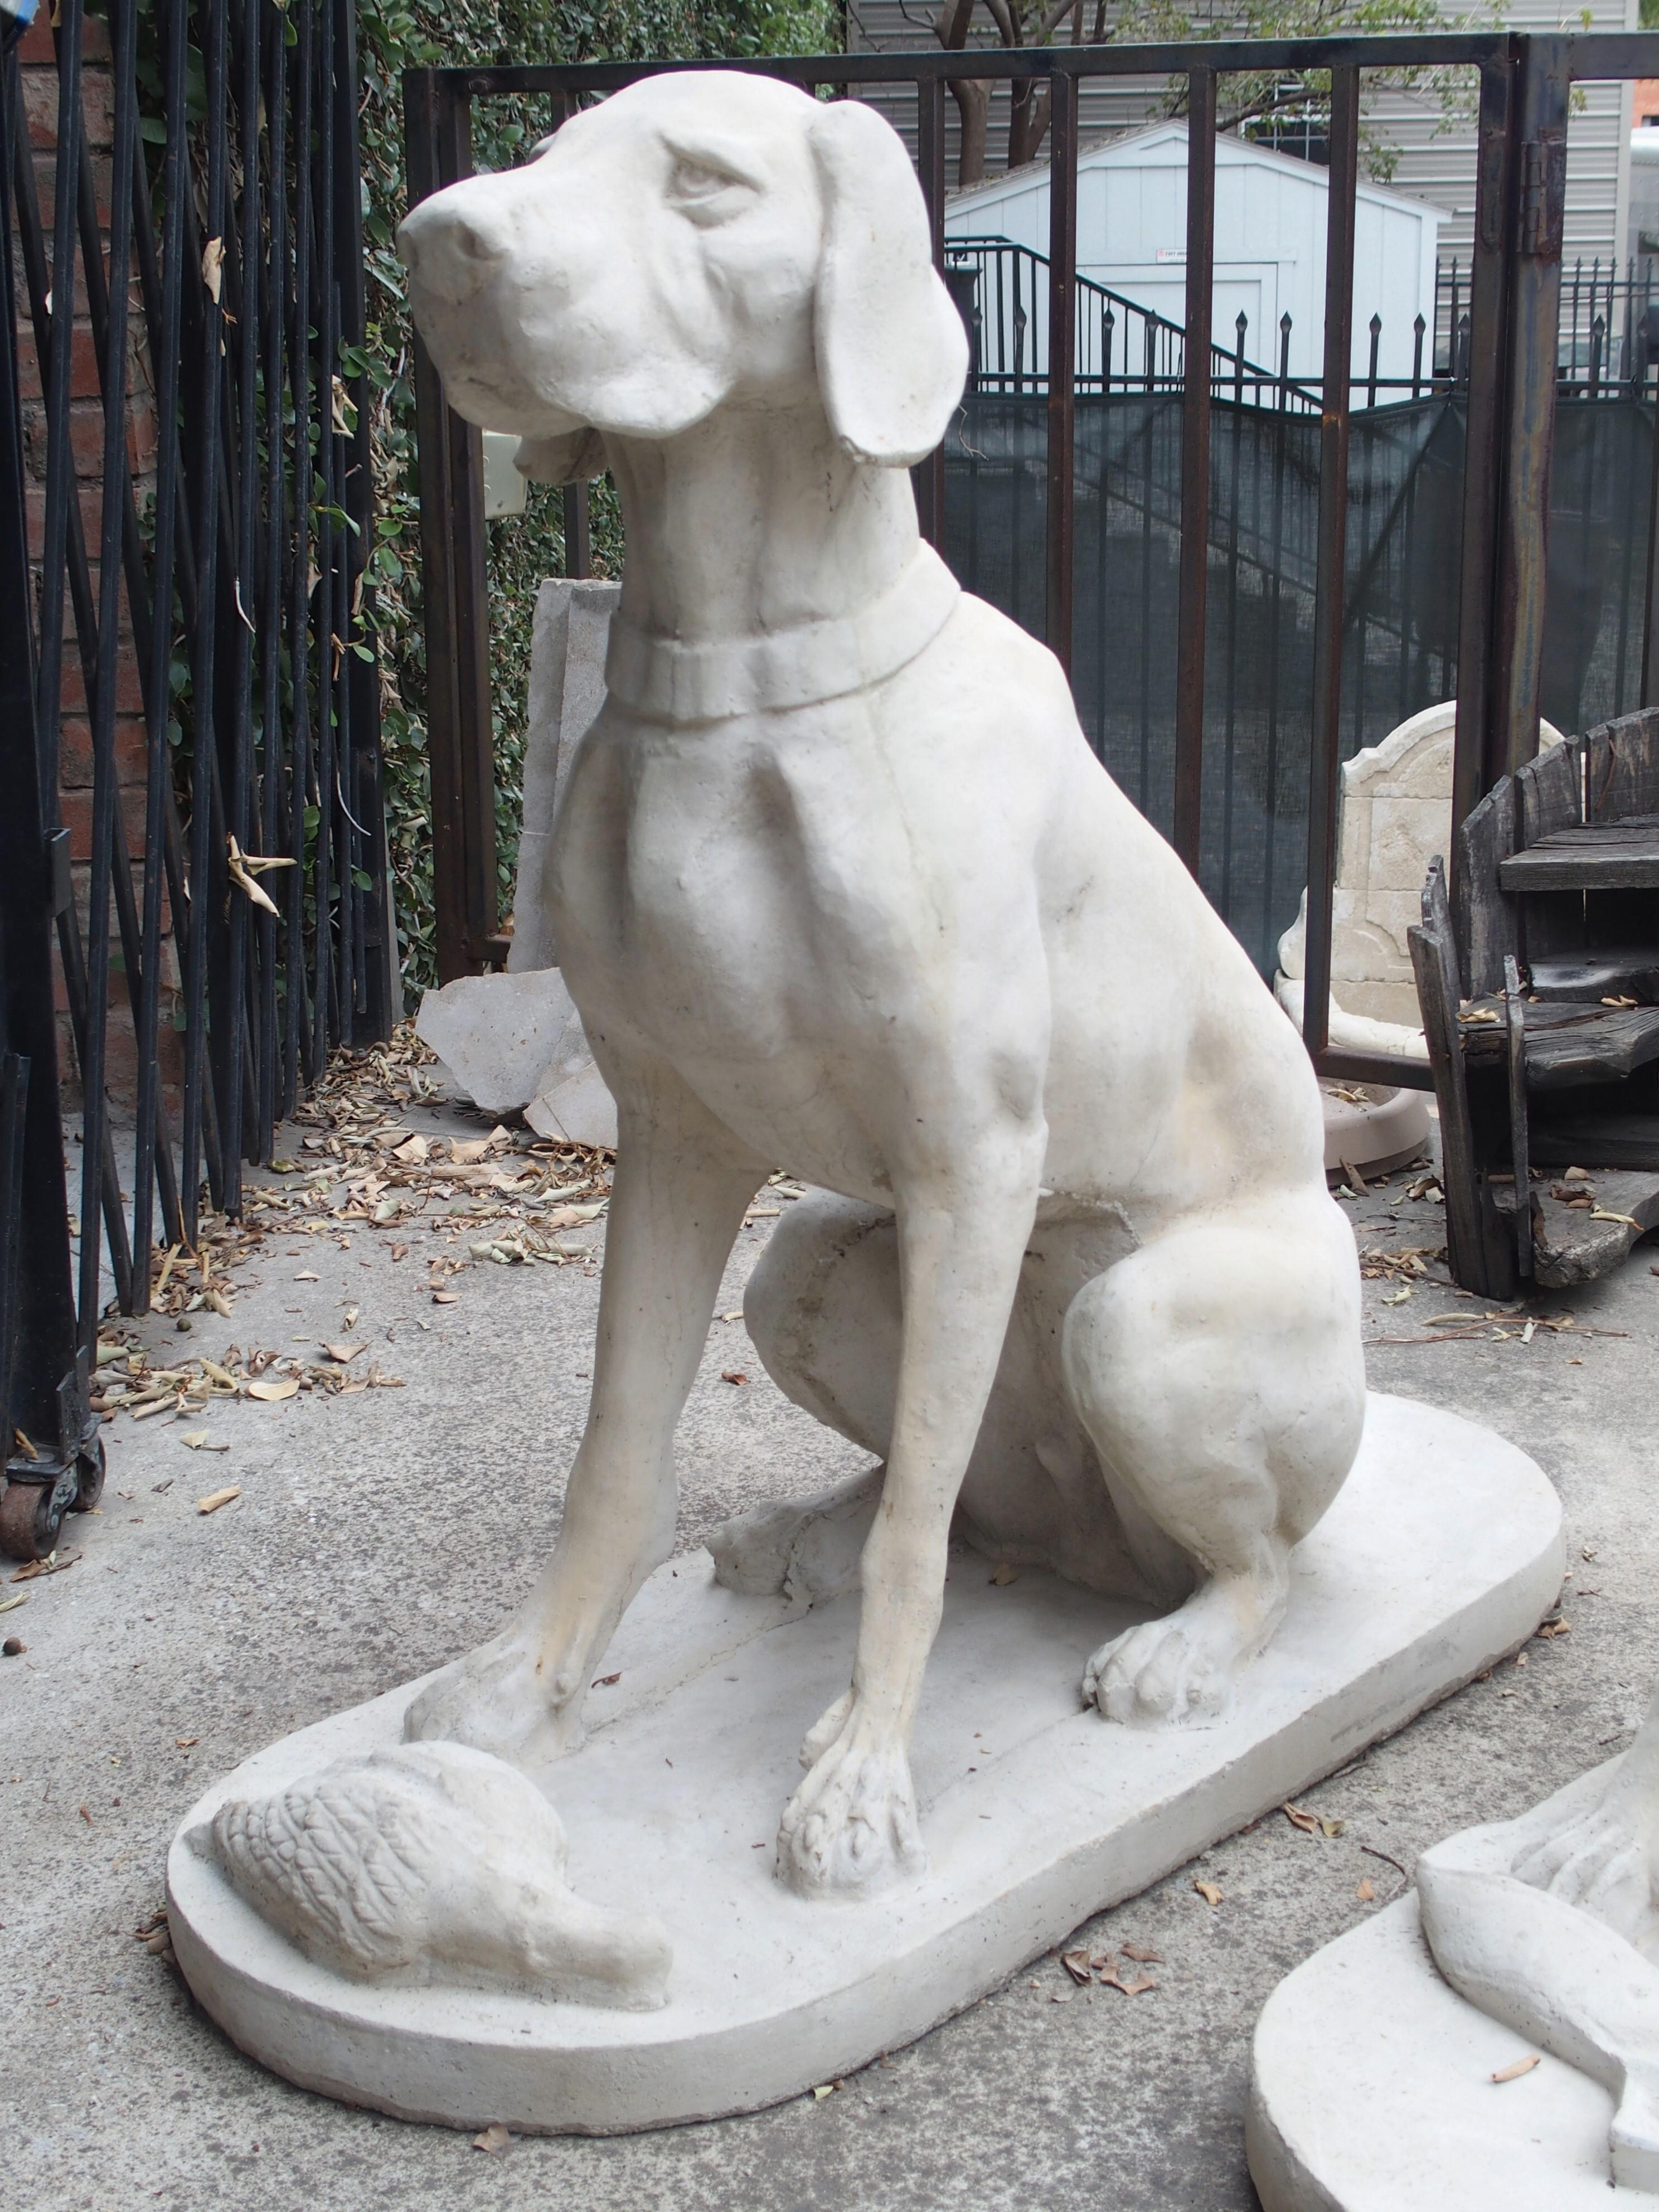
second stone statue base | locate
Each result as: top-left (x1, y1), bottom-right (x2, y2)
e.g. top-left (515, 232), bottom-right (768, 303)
top-left (1248, 1869), bottom-right (1627, 2211)
top-left (167, 1393), bottom-right (1561, 2135)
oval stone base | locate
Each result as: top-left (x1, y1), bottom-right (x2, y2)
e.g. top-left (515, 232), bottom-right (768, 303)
top-left (168, 1392), bottom-right (1562, 2136)
top-left (1248, 1891), bottom-right (1627, 2209)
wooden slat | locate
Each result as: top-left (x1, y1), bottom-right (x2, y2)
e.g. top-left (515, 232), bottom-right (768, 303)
top-left (1503, 953), bottom-right (1531, 1279)
top-left (1585, 709), bottom-right (1659, 825)
top-left (1410, 856), bottom-right (1514, 1297)
top-left (1454, 775), bottom-right (1519, 997)
top-left (1497, 1167), bottom-right (1659, 1287)
top-left (1516, 735), bottom-right (1582, 846)
top-left (1498, 837), bottom-right (1659, 890)
top-left (1460, 997), bottom-right (1659, 1085)
top-left (1529, 947), bottom-right (1659, 1000)
top-left (1529, 1113), bottom-right (1659, 1169)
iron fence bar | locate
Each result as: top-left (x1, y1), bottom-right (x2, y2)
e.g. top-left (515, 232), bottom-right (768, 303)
top-left (338, 0), bottom-right (394, 1046)
top-left (11, 64), bottom-right (181, 1277)
top-left (1451, 52), bottom-right (1519, 862)
top-left (0, 45), bottom-right (81, 1466)
top-left (258, 0), bottom-right (288, 1147)
top-left (33, 6), bottom-right (133, 1309)
top-left (1643, 350), bottom-right (1659, 705)
top-left (916, 76), bottom-right (945, 551)
top-left (1489, 32), bottom-right (1569, 789)
top-left (183, 0), bottom-right (231, 1244)
top-left (1045, 69), bottom-right (1076, 672)
top-left (77, 0), bottom-right (142, 1346)
top-left (222, 0), bottom-right (263, 1209)
top-left (133, 0), bottom-right (194, 1290)
top-left (1172, 64), bottom-right (1215, 876)
top-left (1301, 64), bottom-right (1359, 1064)
top-left (288, 0), bottom-right (318, 1099)
top-left (448, 33), bottom-right (1516, 98)
top-left (312, 0), bottom-right (338, 1073)
top-left (405, 71), bottom-right (493, 982)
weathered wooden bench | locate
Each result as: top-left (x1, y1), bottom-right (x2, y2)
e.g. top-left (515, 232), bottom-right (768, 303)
top-left (1410, 706), bottom-right (1659, 1296)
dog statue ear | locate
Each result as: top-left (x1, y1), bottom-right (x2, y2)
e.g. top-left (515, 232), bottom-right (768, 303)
top-left (515, 428), bottom-right (607, 484)
top-left (809, 99), bottom-right (968, 468)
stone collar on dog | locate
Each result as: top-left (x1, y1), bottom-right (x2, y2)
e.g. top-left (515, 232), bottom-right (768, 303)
top-left (604, 542), bottom-right (960, 725)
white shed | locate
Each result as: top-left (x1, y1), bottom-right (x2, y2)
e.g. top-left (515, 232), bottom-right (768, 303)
top-left (944, 121), bottom-right (1444, 387)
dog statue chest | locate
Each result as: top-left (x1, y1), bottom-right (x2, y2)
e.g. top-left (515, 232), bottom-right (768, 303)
top-left (552, 697), bottom-right (918, 1094)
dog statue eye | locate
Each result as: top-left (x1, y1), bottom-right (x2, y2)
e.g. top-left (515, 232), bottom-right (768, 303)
top-left (666, 157), bottom-right (751, 221)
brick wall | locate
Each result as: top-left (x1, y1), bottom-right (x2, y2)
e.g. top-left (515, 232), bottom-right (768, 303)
top-left (14, 13), bottom-right (180, 1113)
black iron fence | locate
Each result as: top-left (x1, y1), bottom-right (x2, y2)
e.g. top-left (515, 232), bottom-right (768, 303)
top-left (0, 0), bottom-right (387, 1558)
top-left (413, 31), bottom-right (1659, 1094)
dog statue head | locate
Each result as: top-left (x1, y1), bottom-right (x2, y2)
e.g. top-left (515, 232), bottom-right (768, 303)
top-left (398, 72), bottom-right (968, 480)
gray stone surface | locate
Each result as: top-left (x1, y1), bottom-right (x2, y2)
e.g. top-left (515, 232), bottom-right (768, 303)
top-left (508, 578), bottom-right (620, 974)
top-left (3, 1137), bottom-right (1656, 2211)
top-left (415, 969), bottom-right (589, 1119)
top-left (1248, 1893), bottom-right (1632, 2209)
top-left (164, 1393), bottom-right (1560, 2134)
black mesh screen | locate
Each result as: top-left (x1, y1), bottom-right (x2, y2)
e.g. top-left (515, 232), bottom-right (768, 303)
top-left (940, 393), bottom-right (1656, 976)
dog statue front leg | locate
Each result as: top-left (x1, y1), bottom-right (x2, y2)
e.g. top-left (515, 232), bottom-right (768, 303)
top-left (406, 1080), bottom-right (764, 1764)
top-left (776, 1151), bottom-right (1041, 1898)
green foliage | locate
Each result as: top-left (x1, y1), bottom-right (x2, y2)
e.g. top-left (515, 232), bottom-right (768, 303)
top-left (1095, 0), bottom-right (1497, 182)
top-left (355, 0), bottom-right (836, 999)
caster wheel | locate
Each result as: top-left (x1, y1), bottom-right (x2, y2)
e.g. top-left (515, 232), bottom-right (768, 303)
top-left (73, 1436), bottom-right (105, 1514)
top-left (0, 1479), bottom-right (64, 1563)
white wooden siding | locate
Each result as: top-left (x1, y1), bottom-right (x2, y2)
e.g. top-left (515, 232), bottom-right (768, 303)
top-left (943, 122), bottom-right (1442, 381)
top-left (848, 0), bottom-right (1639, 273)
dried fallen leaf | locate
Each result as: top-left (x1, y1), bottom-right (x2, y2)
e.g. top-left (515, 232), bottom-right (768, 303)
top-left (1194, 1879), bottom-right (1223, 1906)
top-left (80, 1803), bottom-right (92, 1825)
top-left (1119, 1942), bottom-right (1163, 1964)
top-left (1590, 1207), bottom-right (1641, 1228)
top-left (432, 1291), bottom-right (459, 1306)
top-left (322, 1342), bottom-right (365, 1364)
top-left (294, 1270), bottom-right (319, 1282)
top-left (1102, 1971), bottom-right (1157, 1996)
top-left (450, 1131), bottom-right (509, 1166)
top-left (591, 1672), bottom-right (621, 1688)
top-left (989, 1563), bottom-right (1018, 1587)
top-left (196, 1486), bottom-right (241, 1515)
top-left (392, 1135), bottom-right (428, 1166)
top-left (247, 1377), bottom-right (299, 1403)
top-left (1283, 1802), bottom-right (1320, 1835)
top-left (175, 1736), bottom-right (199, 1749)
top-left (811, 2083), bottom-right (836, 2099)
top-left (1536, 1617), bottom-right (1570, 1639)
top-left (1356, 1878), bottom-right (1376, 1902)
top-left (178, 1431), bottom-right (229, 1453)
top-left (1060, 1948), bottom-right (1093, 1985)
top-left (472, 2123), bottom-right (512, 2154)
top-left (1491, 2054), bottom-right (1540, 2084)
top-left (544, 1202), bottom-right (606, 1230)
top-left (720, 1369), bottom-right (749, 1386)
top-left (201, 234), bottom-right (224, 301)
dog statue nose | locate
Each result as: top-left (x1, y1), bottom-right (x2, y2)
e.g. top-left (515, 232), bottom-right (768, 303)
top-left (398, 197), bottom-right (510, 304)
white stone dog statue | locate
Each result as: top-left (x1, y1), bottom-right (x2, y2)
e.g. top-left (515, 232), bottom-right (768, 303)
top-left (398, 71), bottom-right (1365, 1899)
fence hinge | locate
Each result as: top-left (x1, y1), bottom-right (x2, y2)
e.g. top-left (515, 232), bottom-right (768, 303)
top-left (1517, 133), bottom-right (1566, 260)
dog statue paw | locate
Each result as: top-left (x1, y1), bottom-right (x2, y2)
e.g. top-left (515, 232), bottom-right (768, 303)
top-left (402, 1624), bottom-right (586, 1766)
top-left (775, 1695), bottom-right (925, 1898)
